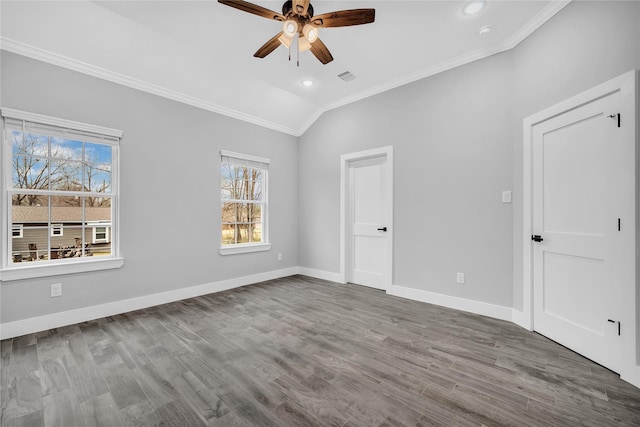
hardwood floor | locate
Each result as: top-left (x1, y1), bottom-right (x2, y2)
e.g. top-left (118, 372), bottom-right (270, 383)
top-left (1, 275), bottom-right (639, 426)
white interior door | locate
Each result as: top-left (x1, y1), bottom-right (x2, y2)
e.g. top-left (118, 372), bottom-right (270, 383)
top-left (348, 155), bottom-right (390, 290)
top-left (532, 90), bottom-right (625, 373)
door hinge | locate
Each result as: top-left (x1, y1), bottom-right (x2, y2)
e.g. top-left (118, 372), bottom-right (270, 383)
top-left (608, 113), bottom-right (621, 128)
top-left (608, 319), bottom-right (621, 336)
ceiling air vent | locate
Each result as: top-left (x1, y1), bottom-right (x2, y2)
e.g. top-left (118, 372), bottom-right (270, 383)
top-left (337, 71), bottom-right (357, 82)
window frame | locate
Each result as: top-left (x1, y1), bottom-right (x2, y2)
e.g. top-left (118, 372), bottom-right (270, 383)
top-left (1, 108), bottom-right (124, 281)
top-left (50, 224), bottom-right (63, 237)
top-left (219, 150), bottom-right (271, 255)
top-left (92, 225), bottom-right (110, 244)
top-left (11, 224), bottom-right (23, 239)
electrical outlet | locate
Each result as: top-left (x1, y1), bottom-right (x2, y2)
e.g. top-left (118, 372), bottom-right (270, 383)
top-left (277, 252), bottom-right (283, 261)
top-left (50, 283), bottom-right (62, 298)
top-left (456, 273), bottom-right (465, 284)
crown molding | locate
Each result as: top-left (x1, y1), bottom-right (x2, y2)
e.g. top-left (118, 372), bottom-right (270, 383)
top-left (0, 1), bottom-right (570, 138)
top-left (0, 38), bottom-right (301, 137)
top-left (503, 0), bottom-right (571, 49)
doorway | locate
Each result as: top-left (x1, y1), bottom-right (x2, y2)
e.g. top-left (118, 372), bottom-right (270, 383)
top-left (340, 146), bottom-right (393, 291)
top-left (522, 71), bottom-right (637, 382)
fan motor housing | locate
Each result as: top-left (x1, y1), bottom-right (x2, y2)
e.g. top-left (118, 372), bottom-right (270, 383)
top-left (282, 0), bottom-right (314, 18)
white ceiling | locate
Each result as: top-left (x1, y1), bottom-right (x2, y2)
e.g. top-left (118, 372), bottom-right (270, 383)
top-left (1, 1), bottom-right (570, 136)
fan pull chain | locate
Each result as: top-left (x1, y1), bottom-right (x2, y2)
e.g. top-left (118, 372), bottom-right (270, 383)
top-left (296, 33), bottom-right (300, 67)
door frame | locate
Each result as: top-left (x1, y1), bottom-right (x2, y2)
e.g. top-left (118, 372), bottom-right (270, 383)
top-left (340, 146), bottom-right (393, 291)
top-left (520, 70), bottom-right (638, 385)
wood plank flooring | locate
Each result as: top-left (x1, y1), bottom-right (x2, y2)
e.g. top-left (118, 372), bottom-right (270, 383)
top-left (1, 275), bottom-right (640, 426)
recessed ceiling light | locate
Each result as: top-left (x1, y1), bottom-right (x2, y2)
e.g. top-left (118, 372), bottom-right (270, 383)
top-left (463, 0), bottom-right (486, 15)
top-left (478, 25), bottom-right (493, 37)
top-left (302, 79), bottom-right (314, 87)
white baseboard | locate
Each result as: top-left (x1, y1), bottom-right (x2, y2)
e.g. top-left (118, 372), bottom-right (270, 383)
top-left (297, 267), bottom-right (343, 283)
top-left (0, 267), bottom-right (299, 340)
top-left (388, 285), bottom-right (513, 322)
top-left (511, 309), bottom-right (533, 331)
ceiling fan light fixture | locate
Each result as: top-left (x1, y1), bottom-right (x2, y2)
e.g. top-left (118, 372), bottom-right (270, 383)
top-left (278, 33), bottom-right (292, 48)
top-left (298, 36), bottom-right (312, 52)
top-left (283, 19), bottom-right (298, 37)
top-left (463, 0), bottom-right (486, 15)
top-left (303, 24), bottom-right (318, 43)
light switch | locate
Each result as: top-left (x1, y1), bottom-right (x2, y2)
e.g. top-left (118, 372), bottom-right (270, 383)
top-left (502, 191), bottom-right (512, 204)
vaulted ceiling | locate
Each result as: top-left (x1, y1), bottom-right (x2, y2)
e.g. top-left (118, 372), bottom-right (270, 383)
top-left (1, 1), bottom-right (570, 136)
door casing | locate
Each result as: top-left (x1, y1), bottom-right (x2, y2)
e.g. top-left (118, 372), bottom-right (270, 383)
top-left (521, 70), bottom-right (638, 386)
top-left (340, 146), bottom-right (393, 291)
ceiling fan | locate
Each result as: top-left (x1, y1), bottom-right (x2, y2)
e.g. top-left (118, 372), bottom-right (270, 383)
top-left (218, 0), bottom-right (375, 65)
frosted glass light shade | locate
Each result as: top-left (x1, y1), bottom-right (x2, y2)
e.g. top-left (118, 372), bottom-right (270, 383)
top-left (283, 20), bottom-right (298, 37)
top-left (298, 36), bottom-right (311, 52)
top-left (278, 34), bottom-right (292, 48)
top-left (302, 24), bottom-right (318, 43)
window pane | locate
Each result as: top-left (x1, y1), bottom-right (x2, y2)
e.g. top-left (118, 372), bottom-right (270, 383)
top-left (51, 196), bottom-right (82, 223)
top-left (50, 160), bottom-right (83, 191)
top-left (236, 224), bottom-right (251, 244)
top-left (51, 137), bottom-right (82, 161)
top-left (85, 196), bottom-right (111, 257)
top-left (86, 196), bottom-right (112, 209)
top-left (85, 164), bottom-right (111, 193)
top-left (12, 155), bottom-right (48, 189)
top-left (221, 223), bottom-right (236, 245)
top-left (12, 131), bottom-right (48, 157)
top-left (85, 142), bottom-right (112, 164)
top-left (11, 196), bottom-right (47, 263)
top-left (251, 222), bottom-right (263, 243)
top-left (51, 226), bottom-right (87, 259)
top-left (221, 202), bottom-right (236, 225)
top-left (251, 171), bottom-right (263, 201)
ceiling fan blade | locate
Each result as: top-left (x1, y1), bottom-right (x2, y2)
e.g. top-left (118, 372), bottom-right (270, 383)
top-left (254, 32), bottom-right (284, 58)
top-left (311, 9), bottom-right (375, 28)
top-left (218, 0), bottom-right (284, 21)
top-left (310, 38), bottom-right (333, 64)
top-left (293, 0), bottom-right (310, 16)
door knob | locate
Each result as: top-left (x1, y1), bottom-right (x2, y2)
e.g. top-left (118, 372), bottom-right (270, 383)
top-left (531, 235), bottom-right (543, 242)
top-left (377, 227), bottom-right (387, 232)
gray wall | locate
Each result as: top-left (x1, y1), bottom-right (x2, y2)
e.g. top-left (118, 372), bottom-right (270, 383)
top-left (1, 51), bottom-right (298, 323)
top-left (298, 0), bottom-right (640, 309)
top-left (299, 52), bottom-right (515, 307)
top-left (2, 1), bottom-right (640, 324)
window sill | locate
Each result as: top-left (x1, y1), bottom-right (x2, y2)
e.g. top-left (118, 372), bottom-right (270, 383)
top-left (219, 243), bottom-right (271, 256)
top-left (0, 257), bottom-right (124, 282)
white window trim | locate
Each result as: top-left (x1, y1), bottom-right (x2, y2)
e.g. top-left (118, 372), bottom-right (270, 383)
top-left (1, 108), bottom-right (123, 282)
top-left (220, 150), bottom-right (270, 255)
top-left (11, 224), bottom-right (23, 239)
top-left (92, 225), bottom-right (110, 244)
top-left (51, 224), bottom-right (63, 237)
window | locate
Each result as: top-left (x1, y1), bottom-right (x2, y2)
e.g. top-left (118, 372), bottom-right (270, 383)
top-left (92, 225), bottom-right (110, 244)
top-left (1, 109), bottom-right (123, 281)
top-left (220, 150), bottom-right (270, 255)
top-left (12, 225), bottom-right (23, 239)
top-left (51, 224), bottom-right (63, 237)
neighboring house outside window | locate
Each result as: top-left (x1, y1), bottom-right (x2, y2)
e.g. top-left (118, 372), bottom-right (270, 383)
top-left (220, 150), bottom-right (270, 255)
top-left (1, 109), bottom-right (124, 281)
